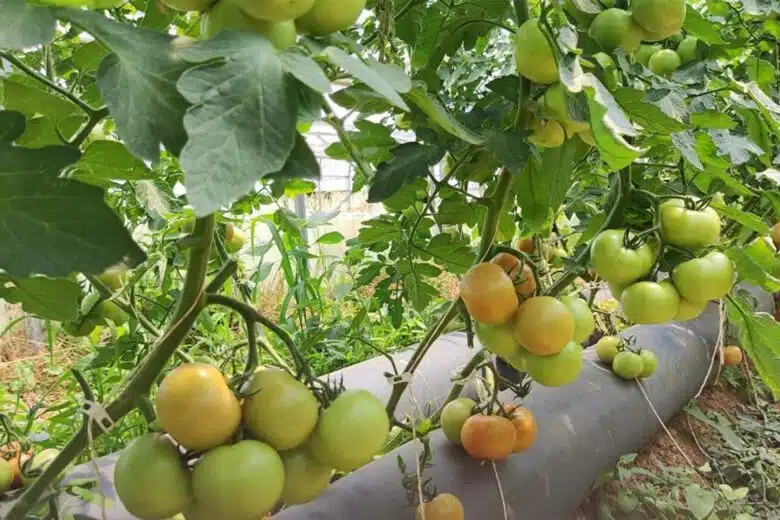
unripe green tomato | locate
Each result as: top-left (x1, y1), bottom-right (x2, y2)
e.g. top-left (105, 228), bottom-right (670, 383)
top-left (440, 398), bottom-right (476, 446)
top-left (529, 120), bottom-right (565, 148)
top-left (639, 350), bottom-right (658, 378)
top-left (588, 8), bottom-right (643, 52)
top-left (634, 44), bottom-right (661, 66)
top-left (0, 459), bottom-right (13, 493)
top-left (595, 335), bottom-right (620, 364)
top-left (513, 20), bottom-right (558, 84)
top-left (648, 49), bottom-right (682, 76)
top-left (474, 321), bottom-right (519, 358)
top-left (295, 0), bottom-right (367, 35)
top-left (202, 2), bottom-right (297, 50)
top-left (612, 351), bottom-right (643, 379)
top-left (676, 36), bottom-right (700, 64)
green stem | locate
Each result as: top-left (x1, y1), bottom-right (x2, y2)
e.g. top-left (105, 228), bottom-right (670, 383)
top-left (6, 215), bottom-right (215, 520)
top-left (0, 51), bottom-right (98, 116)
top-left (429, 349), bottom-right (489, 423)
top-left (322, 99), bottom-right (373, 182)
top-left (69, 106), bottom-right (110, 147)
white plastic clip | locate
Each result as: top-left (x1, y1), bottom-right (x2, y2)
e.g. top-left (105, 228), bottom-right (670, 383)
top-left (385, 372), bottom-right (412, 386)
top-left (82, 400), bottom-right (115, 433)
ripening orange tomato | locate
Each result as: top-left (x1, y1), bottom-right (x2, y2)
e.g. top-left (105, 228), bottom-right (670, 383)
top-left (721, 346), bottom-right (743, 365)
top-left (460, 415), bottom-right (516, 461)
top-left (517, 238), bottom-right (535, 253)
top-left (490, 253), bottom-right (537, 299)
top-left (503, 404), bottom-right (538, 453)
top-left (415, 493), bottom-right (465, 520)
top-left (459, 263), bottom-right (518, 324)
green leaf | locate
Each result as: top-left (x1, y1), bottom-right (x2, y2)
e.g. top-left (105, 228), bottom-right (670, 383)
top-left (405, 274), bottom-right (438, 311)
top-left (0, 144), bottom-right (145, 278)
top-left (709, 130), bottom-right (764, 165)
top-left (367, 143), bottom-right (445, 203)
top-left (484, 130), bottom-right (531, 173)
top-left (406, 87), bottom-right (484, 145)
top-left (357, 216), bottom-right (402, 245)
top-left (710, 201), bottom-right (770, 235)
top-left (613, 88), bottom-right (687, 134)
top-left (176, 31), bottom-right (297, 216)
top-left (424, 233), bottom-right (475, 275)
top-left (0, 275), bottom-right (81, 321)
top-left (280, 51), bottom-right (331, 94)
top-left (582, 74), bottom-right (643, 169)
top-left (726, 295), bottom-right (780, 399)
top-left (691, 111), bottom-right (736, 129)
top-left (684, 484), bottom-right (715, 520)
top-left (0, 0), bottom-right (56, 49)
top-left (267, 133), bottom-right (320, 182)
top-left (365, 58), bottom-right (412, 93)
top-left (330, 84), bottom-right (396, 114)
top-left (672, 131), bottom-right (704, 169)
top-left (57, 8), bottom-right (190, 162)
top-left (437, 195), bottom-right (475, 225)
top-left (2, 77), bottom-right (84, 125)
top-left (381, 178), bottom-right (427, 212)
top-left (315, 231), bottom-right (345, 245)
top-left (726, 247), bottom-right (780, 292)
top-left (71, 41), bottom-right (110, 72)
top-left (683, 8), bottom-right (727, 45)
top-left (70, 141), bottom-right (154, 184)
top-left (516, 140), bottom-right (579, 232)
top-left (0, 111), bottom-right (25, 142)
top-left (324, 47), bottom-right (409, 111)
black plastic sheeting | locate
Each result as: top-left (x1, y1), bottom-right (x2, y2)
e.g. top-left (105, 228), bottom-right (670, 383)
top-left (1, 287), bottom-right (771, 520)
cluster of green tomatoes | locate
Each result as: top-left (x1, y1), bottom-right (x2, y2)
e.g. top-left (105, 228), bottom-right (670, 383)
top-left (595, 335), bottom-right (658, 380)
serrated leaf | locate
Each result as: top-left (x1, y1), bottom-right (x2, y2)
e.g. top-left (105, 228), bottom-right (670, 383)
top-left (381, 178), bottom-right (427, 212)
top-left (406, 87), bottom-right (484, 145)
top-left (0, 144), bottom-right (145, 277)
top-left (0, 0), bottom-right (56, 49)
top-left (582, 74), bottom-right (643, 169)
top-left (672, 131), bottom-right (704, 170)
top-left (0, 274), bottom-right (81, 321)
top-left (726, 247), bottom-right (780, 292)
top-left (613, 88), bottom-right (687, 134)
top-left (709, 129), bottom-right (764, 165)
top-left (57, 8), bottom-right (189, 163)
top-left (280, 50), bottom-right (331, 93)
top-left (0, 111), bottom-right (25, 142)
top-left (725, 296), bottom-right (780, 399)
top-left (357, 216), bottom-right (402, 245)
top-left (324, 47), bottom-right (409, 110)
top-left (425, 233), bottom-right (475, 275)
top-left (691, 111), bottom-right (736, 129)
top-left (683, 8), bottom-right (727, 45)
top-left (70, 141), bottom-right (154, 184)
top-left (405, 274), bottom-right (438, 311)
top-left (176, 31), bottom-right (297, 216)
top-left (437, 195), bottom-right (474, 225)
top-left (367, 143), bottom-right (444, 203)
top-left (710, 201), bottom-right (770, 234)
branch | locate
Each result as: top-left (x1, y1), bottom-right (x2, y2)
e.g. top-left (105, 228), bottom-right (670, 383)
top-left (69, 106), bottom-right (110, 147)
top-left (322, 99), bottom-right (374, 182)
top-left (7, 215), bottom-right (216, 520)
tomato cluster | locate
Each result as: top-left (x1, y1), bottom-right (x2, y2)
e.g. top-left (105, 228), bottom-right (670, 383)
top-left (0, 444), bottom-right (61, 495)
top-left (590, 198), bottom-right (733, 326)
top-left (461, 253), bottom-right (591, 388)
top-left (114, 363), bottom-right (389, 519)
top-left (595, 336), bottom-right (658, 380)
top-left (440, 398), bottom-right (538, 462)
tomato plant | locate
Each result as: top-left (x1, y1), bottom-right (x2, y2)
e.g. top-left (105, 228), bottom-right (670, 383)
top-left (1, 0), bottom-right (780, 516)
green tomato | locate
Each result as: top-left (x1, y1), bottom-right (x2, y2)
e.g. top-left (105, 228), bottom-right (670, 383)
top-left (620, 280), bottom-right (680, 324)
top-left (540, 83), bottom-right (589, 134)
top-left (595, 335), bottom-right (621, 364)
top-left (612, 351), bottom-right (643, 379)
top-left (114, 434), bottom-right (190, 520)
top-left (440, 397), bottom-right (476, 446)
top-left (0, 458), bottom-right (13, 493)
top-left (513, 20), bottom-right (558, 84)
top-left (671, 251), bottom-right (734, 303)
top-left (631, 0), bottom-right (686, 41)
top-left (675, 296), bottom-right (707, 321)
top-left (201, 2), bottom-right (297, 50)
top-left (616, 490), bottom-right (639, 513)
top-left (676, 36), bottom-right (699, 64)
top-left (639, 350), bottom-right (658, 378)
top-left (95, 300), bottom-right (129, 326)
top-left (295, 0), bottom-right (366, 35)
top-left (280, 447), bottom-right (332, 505)
top-left (237, 0), bottom-right (315, 22)
top-left (192, 440), bottom-right (284, 520)
top-left (97, 266), bottom-right (127, 292)
top-left (474, 321), bottom-right (519, 358)
top-left (504, 347), bottom-right (528, 372)
top-left (589, 8), bottom-right (643, 52)
top-left (634, 44), bottom-right (661, 66)
top-left (310, 390), bottom-right (389, 471)
top-left (589, 229), bottom-right (654, 286)
top-left (608, 282), bottom-right (626, 299)
top-left (526, 342), bottom-right (583, 387)
top-left (529, 120), bottom-right (565, 148)
top-left (242, 367), bottom-right (320, 451)
top-left (562, 296), bottom-right (595, 343)
top-left (660, 198), bottom-right (721, 249)
top-left (648, 49), bottom-right (682, 76)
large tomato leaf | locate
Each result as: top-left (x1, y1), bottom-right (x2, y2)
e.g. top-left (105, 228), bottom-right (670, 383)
top-left (56, 8), bottom-right (190, 163)
top-left (265, 133), bottom-right (321, 182)
top-left (0, 144), bottom-right (146, 278)
top-left (280, 51), bottom-right (331, 94)
top-left (0, 0), bottom-right (56, 49)
top-left (324, 47), bottom-right (409, 110)
top-left (422, 233), bottom-right (475, 275)
top-left (581, 74), bottom-right (644, 169)
top-left (726, 296), bottom-right (780, 399)
top-left (0, 111), bottom-right (25, 142)
top-left (70, 141), bottom-right (155, 185)
top-left (404, 273), bottom-right (438, 311)
top-left (367, 143), bottom-right (445, 203)
top-left (0, 274), bottom-right (82, 321)
top-left (176, 31), bottom-right (298, 216)
top-left (405, 86), bottom-right (484, 145)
